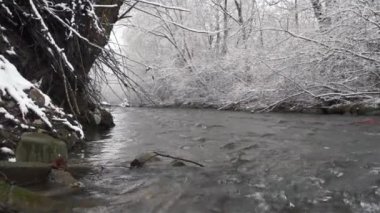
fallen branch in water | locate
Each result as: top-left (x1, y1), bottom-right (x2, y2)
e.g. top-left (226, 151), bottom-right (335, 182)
top-left (153, 152), bottom-right (205, 167)
top-left (128, 151), bottom-right (205, 169)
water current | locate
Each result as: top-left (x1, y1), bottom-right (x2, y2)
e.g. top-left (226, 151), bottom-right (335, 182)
top-left (70, 107), bottom-right (380, 213)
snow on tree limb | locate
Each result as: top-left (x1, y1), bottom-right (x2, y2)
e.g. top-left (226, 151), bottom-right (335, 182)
top-left (119, 0), bottom-right (380, 112)
top-left (52, 117), bottom-right (84, 139)
top-left (28, 0), bottom-right (74, 72)
top-left (43, 6), bottom-right (105, 51)
top-left (259, 27), bottom-right (380, 65)
top-left (93, 4), bottom-right (118, 8)
top-left (132, 0), bottom-right (190, 12)
top-left (131, 5), bottom-right (224, 34)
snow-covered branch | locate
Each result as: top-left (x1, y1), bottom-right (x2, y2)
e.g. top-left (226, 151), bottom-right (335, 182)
top-left (93, 4), bottom-right (118, 8)
top-left (132, 0), bottom-right (190, 12)
top-left (131, 5), bottom-right (224, 34)
top-left (28, 0), bottom-right (74, 72)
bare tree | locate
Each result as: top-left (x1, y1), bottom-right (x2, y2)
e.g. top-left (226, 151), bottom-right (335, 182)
top-left (222, 0), bottom-right (229, 55)
top-left (234, 0), bottom-right (247, 47)
top-left (294, 0), bottom-right (299, 31)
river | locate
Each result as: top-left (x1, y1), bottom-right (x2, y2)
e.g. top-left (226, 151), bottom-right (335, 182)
top-left (70, 107), bottom-right (380, 213)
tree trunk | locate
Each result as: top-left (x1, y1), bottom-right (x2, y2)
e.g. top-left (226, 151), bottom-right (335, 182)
top-left (295, 0), bottom-right (299, 31)
top-left (215, 7), bottom-right (221, 54)
top-left (234, 0), bottom-right (247, 48)
top-left (222, 0), bottom-right (229, 55)
top-left (310, 0), bottom-right (332, 29)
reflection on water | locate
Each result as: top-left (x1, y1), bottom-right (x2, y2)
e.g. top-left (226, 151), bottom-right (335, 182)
top-left (71, 107), bottom-right (380, 213)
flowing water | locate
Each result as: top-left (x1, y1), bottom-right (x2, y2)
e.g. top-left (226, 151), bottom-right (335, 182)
top-left (70, 107), bottom-right (380, 213)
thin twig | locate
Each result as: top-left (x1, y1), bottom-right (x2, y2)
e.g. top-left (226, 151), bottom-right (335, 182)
top-left (153, 152), bottom-right (205, 167)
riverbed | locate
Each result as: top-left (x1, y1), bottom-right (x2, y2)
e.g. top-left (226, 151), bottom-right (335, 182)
top-left (71, 107), bottom-right (380, 213)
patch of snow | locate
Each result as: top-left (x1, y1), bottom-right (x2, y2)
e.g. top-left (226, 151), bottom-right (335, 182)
top-left (52, 117), bottom-right (84, 139)
top-left (0, 55), bottom-right (52, 127)
top-left (360, 201), bottom-right (380, 212)
top-left (47, 47), bottom-right (53, 56)
top-left (20, 123), bottom-right (30, 129)
top-left (0, 55), bottom-right (33, 91)
top-left (252, 183), bottom-right (266, 189)
top-left (245, 192), bottom-right (270, 211)
top-left (0, 107), bottom-right (20, 123)
top-left (1, 3), bottom-right (12, 16)
top-left (93, 4), bottom-right (118, 8)
top-left (0, 25), bottom-right (5, 31)
top-left (6, 47), bottom-right (16, 55)
top-left (55, 3), bottom-right (71, 11)
top-left (372, 98), bottom-right (380, 104)
top-left (0, 124), bottom-right (3, 129)
top-left (369, 167), bottom-right (380, 175)
top-left (1, 34), bottom-right (9, 44)
top-left (1, 147), bottom-right (14, 155)
top-left (120, 99), bottom-right (130, 107)
top-left (8, 157), bottom-right (16, 162)
top-left (329, 168), bottom-right (344, 178)
top-left (33, 78), bottom-right (43, 87)
top-left (63, 120), bottom-right (84, 139)
top-left (320, 196), bottom-right (332, 202)
top-left (101, 101), bottom-right (111, 106)
top-left (375, 187), bottom-right (380, 196)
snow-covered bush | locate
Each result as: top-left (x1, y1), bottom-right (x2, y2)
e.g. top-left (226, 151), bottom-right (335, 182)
top-left (120, 0), bottom-right (380, 111)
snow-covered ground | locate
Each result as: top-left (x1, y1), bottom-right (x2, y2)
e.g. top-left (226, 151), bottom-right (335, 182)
top-left (0, 54), bottom-right (84, 158)
top-left (0, 55), bottom-right (52, 126)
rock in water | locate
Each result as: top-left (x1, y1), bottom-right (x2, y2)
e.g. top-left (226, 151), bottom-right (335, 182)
top-left (48, 169), bottom-right (84, 188)
top-left (89, 108), bottom-right (102, 125)
top-left (44, 169), bottom-right (85, 197)
top-left (130, 152), bottom-right (161, 168)
top-left (130, 159), bottom-right (144, 169)
top-left (99, 109), bottom-right (115, 129)
top-left (15, 132), bottom-right (68, 163)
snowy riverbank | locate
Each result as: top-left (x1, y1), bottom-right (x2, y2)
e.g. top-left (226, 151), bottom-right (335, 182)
top-left (0, 55), bottom-right (84, 161)
top-left (133, 97), bottom-right (380, 116)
